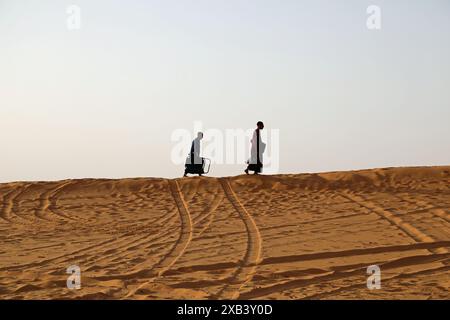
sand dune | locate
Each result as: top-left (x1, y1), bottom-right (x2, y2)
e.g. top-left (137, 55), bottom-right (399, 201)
top-left (0, 166), bottom-right (449, 299)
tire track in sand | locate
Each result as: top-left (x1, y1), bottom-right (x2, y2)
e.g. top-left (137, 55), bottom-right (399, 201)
top-left (18, 178), bottom-right (182, 274)
top-left (340, 191), bottom-right (448, 254)
top-left (0, 180), bottom-right (181, 272)
top-left (35, 181), bottom-right (77, 222)
top-left (83, 211), bottom-right (180, 271)
top-left (48, 181), bottom-right (86, 222)
top-left (1, 185), bottom-right (34, 224)
top-left (1, 211), bottom-right (180, 274)
top-left (10, 183), bottom-right (34, 223)
top-left (301, 264), bottom-right (450, 300)
top-left (393, 194), bottom-right (450, 224)
top-left (123, 179), bottom-right (193, 297)
top-left (0, 189), bottom-right (15, 223)
top-left (152, 179), bottom-right (193, 276)
top-left (215, 178), bottom-right (262, 300)
top-left (1, 190), bottom-right (17, 223)
top-left (240, 251), bottom-right (449, 300)
top-left (192, 181), bottom-right (224, 239)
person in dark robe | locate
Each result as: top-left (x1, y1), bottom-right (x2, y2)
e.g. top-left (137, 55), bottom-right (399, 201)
top-left (245, 121), bottom-right (265, 175)
top-left (184, 132), bottom-right (204, 177)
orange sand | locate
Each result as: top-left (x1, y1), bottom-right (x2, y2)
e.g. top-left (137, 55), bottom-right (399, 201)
top-left (0, 166), bottom-right (449, 299)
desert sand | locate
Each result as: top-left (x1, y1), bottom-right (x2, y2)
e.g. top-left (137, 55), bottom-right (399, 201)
top-left (0, 166), bottom-right (449, 300)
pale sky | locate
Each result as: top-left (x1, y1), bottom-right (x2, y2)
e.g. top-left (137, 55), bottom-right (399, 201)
top-left (1, 0), bottom-right (449, 182)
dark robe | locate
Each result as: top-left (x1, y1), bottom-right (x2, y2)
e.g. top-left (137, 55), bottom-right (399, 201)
top-left (189, 137), bottom-right (202, 165)
top-left (185, 137), bottom-right (204, 175)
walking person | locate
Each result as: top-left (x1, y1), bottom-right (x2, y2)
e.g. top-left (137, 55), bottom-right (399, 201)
top-left (184, 132), bottom-right (204, 177)
top-left (245, 121), bottom-right (265, 175)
